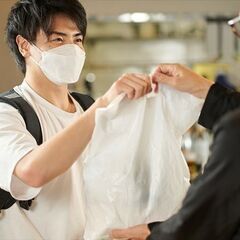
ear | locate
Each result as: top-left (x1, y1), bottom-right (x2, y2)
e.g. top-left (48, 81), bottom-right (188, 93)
top-left (16, 35), bottom-right (31, 58)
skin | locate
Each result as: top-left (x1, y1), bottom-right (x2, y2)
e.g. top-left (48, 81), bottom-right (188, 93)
top-left (13, 14), bottom-right (152, 188)
top-left (110, 224), bottom-right (150, 240)
top-left (151, 64), bottom-right (214, 99)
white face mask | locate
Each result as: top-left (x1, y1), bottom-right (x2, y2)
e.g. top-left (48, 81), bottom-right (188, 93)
top-left (31, 44), bottom-right (86, 85)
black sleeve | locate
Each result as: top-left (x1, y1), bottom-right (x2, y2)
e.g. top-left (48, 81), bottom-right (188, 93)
top-left (147, 109), bottom-right (240, 240)
top-left (148, 222), bottom-right (161, 231)
top-left (198, 83), bottom-right (240, 130)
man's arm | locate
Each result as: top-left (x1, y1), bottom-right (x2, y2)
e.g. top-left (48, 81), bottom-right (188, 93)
top-left (14, 73), bottom-right (151, 188)
top-left (14, 97), bottom-right (104, 187)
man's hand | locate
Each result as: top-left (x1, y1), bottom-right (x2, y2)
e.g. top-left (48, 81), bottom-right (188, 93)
top-left (101, 73), bottom-right (152, 106)
top-left (151, 64), bottom-right (214, 99)
top-left (110, 224), bottom-right (150, 240)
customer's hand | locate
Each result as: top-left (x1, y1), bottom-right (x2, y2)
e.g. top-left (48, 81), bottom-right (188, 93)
top-left (110, 224), bottom-right (150, 240)
top-left (151, 64), bottom-right (214, 99)
top-left (101, 73), bottom-right (152, 106)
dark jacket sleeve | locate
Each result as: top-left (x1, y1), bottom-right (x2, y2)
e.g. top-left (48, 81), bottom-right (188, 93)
top-left (198, 83), bottom-right (240, 130)
top-left (147, 109), bottom-right (240, 240)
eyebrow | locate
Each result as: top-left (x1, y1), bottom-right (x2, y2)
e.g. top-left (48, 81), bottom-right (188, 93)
top-left (49, 31), bottom-right (83, 37)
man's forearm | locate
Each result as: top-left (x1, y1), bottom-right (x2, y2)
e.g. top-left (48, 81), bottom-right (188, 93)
top-left (14, 97), bottom-right (106, 187)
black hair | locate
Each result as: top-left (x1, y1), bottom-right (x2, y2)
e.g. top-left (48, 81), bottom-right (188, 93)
top-left (6, 0), bottom-right (87, 74)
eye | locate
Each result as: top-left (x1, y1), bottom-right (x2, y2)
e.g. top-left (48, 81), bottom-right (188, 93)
top-left (51, 37), bottom-right (63, 43)
top-left (76, 38), bottom-right (83, 43)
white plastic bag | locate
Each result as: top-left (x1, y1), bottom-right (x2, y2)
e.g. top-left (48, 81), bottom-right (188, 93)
top-left (83, 85), bottom-right (204, 240)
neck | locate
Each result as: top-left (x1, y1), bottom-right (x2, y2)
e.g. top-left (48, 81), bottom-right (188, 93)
top-left (24, 68), bottom-right (76, 113)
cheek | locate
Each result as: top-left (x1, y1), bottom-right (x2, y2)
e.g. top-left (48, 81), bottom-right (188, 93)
top-left (45, 42), bottom-right (61, 49)
top-left (30, 46), bottom-right (42, 62)
top-left (77, 42), bottom-right (85, 50)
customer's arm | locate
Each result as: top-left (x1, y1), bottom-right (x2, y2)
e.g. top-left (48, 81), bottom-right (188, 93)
top-left (152, 64), bottom-right (240, 130)
top-left (198, 83), bottom-right (240, 129)
top-left (151, 64), bottom-right (213, 99)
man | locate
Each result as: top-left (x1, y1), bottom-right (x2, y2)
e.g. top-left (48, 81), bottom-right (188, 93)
top-left (111, 13), bottom-right (240, 240)
top-left (0, 0), bottom-right (151, 239)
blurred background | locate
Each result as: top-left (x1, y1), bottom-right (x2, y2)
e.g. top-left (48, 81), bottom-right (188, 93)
top-left (1, 0), bottom-right (240, 178)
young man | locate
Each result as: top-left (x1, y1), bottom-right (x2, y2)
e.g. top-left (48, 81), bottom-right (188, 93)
top-left (111, 13), bottom-right (240, 240)
top-left (0, 0), bottom-right (151, 239)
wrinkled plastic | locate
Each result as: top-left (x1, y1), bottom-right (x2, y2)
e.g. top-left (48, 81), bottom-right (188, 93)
top-left (83, 85), bottom-right (204, 240)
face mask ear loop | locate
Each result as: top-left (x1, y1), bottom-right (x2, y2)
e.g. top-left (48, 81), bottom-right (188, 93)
top-left (30, 44), bottom-right (43, 66)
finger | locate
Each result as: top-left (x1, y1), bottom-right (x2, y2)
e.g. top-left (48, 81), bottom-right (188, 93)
top-left (132, 74), bottom-right (152, 93)
top-left (111, 229), bottom-right (131, 239)
top-left (126, 75), bottom-right (148, 96)
top-left (129, 74), bottom-right (152, 96)
top-left (114, 80), bottom-right (135, 99)
top-left (149, 74), bottom-right (159, 93)
top-left (121, 83), bottom-right (136, 100)
top-left (125, 73), bottom-right (152, 95)
top-left (152, 63), bottom-right (178, 77)
top-left (152, 71), bottom-right (177, 87)
top-left (153, 82), bottom-right (159, 93)
top-left (132, 73), bottom-right (151, 84)
top-left (120, 77), bottom-right (145, 99)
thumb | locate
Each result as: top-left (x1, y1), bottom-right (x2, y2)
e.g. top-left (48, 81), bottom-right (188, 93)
top-left (152, 72), bottom-right (177, 86)
top-left (110, 229), bottom-right (130, 239)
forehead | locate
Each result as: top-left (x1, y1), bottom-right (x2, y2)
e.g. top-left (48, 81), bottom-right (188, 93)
top-left (50, 14), bottom-right (80, 32)
top-left (36, 14), bottom-right (81, 41)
